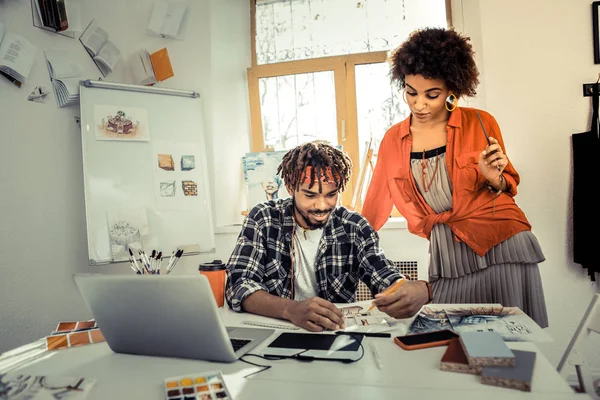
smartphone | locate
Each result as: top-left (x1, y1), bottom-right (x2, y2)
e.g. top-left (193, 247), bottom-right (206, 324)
top-left (394, 329), bottom-right (459, 351)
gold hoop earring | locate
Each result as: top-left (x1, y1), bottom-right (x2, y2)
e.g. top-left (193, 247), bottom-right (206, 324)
top-left (445, 93), bottom-right (458, 112)
top-left (402, 90), bottom-right (408, 104)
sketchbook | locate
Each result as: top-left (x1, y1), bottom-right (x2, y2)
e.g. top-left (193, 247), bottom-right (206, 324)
top-left (0, 23), bottom-right (38, 88)
top-left (79, 19), bottom-right (121, 77)
top-left (147, 1), bottom-right (190, 40)
top-left (408, 305), bottom-right (552, 342)
top-left (44, 49), bottom-right (82, 107)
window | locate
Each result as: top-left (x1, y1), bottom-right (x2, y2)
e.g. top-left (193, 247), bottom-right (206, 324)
top-left (248, 0), bottom-right (450, 209)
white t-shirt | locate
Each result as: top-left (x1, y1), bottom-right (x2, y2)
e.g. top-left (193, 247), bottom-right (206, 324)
top-left (293, 225), bottom-right (323, 301)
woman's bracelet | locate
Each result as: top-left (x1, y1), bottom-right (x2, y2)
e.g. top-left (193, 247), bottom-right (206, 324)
top-left (487, 173), bottom-right (505, 195)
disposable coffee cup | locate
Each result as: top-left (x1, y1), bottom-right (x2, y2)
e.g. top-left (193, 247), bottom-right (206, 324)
top-left (199, 260), bottom-right (226, 307)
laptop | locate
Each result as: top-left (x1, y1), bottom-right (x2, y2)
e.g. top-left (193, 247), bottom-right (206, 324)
top-left (73, 273), bottom-right (275, 363)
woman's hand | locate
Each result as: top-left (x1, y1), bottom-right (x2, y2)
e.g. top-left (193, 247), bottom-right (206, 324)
top-left (478, 137), bottom-right (507, 184)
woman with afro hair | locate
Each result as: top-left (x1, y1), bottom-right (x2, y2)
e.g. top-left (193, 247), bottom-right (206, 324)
top-left (361, 27), bottom-right (548, 327)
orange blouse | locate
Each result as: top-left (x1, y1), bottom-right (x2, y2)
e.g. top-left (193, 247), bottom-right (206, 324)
top-left (361, 107), bottom-right (531, 257)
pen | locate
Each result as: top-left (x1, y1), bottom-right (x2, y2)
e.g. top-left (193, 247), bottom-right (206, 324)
top-left (335, 331), bottom-right (391, 338)
top-left (368, 278), bottom-right (407, 312)
top-left (476, 111), bottom-right (501, 172)
top-left (370, 343), bottom-right (383, 369)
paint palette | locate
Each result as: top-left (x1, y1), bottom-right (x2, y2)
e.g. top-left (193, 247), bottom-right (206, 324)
top-left (164, 371), bottom-right (232, 400)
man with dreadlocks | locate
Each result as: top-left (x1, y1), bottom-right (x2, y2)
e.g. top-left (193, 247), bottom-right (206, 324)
top-left (226, 140), bottom-right (431, 332)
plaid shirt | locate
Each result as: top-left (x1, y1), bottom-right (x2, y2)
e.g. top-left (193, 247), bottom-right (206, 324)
top-left (225, 198), bottom-right (402, 312)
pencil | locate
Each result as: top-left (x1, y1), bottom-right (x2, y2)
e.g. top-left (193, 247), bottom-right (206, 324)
top-left (476, 111), bottom-right (491, 145)
top-left (368, 278), bottom-right (407, 312)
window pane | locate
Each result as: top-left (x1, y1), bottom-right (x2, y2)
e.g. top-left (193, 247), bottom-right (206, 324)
top-left (355, 62), bottom-right (410, 201)
top-left (255, 0), bottom-right (448, 65)
top-left (259, 71), bottom-right (337, 150)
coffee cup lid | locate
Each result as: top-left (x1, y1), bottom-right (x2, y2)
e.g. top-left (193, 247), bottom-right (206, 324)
top-left (199, 259), bottom-right (226, 271)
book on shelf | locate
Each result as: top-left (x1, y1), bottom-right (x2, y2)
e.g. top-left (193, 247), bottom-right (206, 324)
top-left (79, 19), bottom-right (121, 77)
top-left (147, 1), bottom-right (189, 40)
top-left (130, 47), bottom-right (174, 86)
top-left (0, 23), bottom-right (38, 88)
top-left (45, 49), bottom-right (83, 107)
top-left (30, 0), bottom-right (83, 39)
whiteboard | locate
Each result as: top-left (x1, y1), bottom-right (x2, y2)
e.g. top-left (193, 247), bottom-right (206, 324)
top-left (79, 80), bottom-right (215, 265)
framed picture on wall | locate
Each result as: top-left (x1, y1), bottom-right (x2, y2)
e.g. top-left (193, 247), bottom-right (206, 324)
top-left (593, 1), bottom-right (600, 63)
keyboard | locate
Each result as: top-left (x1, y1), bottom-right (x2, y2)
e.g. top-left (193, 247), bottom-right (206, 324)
top-left (230, 338), bottom-right (251, 352)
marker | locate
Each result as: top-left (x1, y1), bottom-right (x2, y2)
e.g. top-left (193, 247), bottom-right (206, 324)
top-left (335, 331), bottom-right (391, 338)
top-left (128, 248), bottom-right (142, 274)
top-left (368, 278), bottom-right (407, 312)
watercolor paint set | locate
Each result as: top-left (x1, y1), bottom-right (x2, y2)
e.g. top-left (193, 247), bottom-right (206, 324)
top-left (164, 371), bottom-right (232, 400)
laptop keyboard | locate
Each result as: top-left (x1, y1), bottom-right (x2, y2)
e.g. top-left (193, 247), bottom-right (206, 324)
top-left (230, 338), bottom-right (251, 352)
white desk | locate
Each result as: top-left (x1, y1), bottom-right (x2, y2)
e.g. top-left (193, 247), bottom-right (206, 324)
top-left (0, 308), bottom-right (589, 400)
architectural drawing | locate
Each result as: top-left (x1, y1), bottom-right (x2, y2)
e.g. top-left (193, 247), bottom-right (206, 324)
top-left (408, 307), bottom-right (452, 334)
top-left (94, 104), bottom-right (150, 141)
top-left (180, 155), bottom-right (195, 171)
top-left (160, 181), bottom-right (176, 197)
top-left (106, 209), bottom-right (149, 262)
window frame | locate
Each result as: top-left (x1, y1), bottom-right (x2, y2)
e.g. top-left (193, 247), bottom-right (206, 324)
top-left (247, 0), bottom-right (453, 210)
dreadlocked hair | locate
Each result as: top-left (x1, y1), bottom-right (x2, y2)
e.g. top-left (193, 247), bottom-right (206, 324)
top-left (277, 140), bottom-right (353, 193)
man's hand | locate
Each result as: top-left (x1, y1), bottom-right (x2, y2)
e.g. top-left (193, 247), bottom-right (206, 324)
top-left (284, 297), bottom-right (346, 332)
top-left (371, 281), bottom-right (429, 319)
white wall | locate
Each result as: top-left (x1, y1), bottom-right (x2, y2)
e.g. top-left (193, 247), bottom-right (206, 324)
top-left (461, 0), bottom-right (600, 373)
top-left (1, 0), bottom-right (598, 382)
top-left (0, 0), bottom-right (427, 354)
top-left (0, 0), bottom-right (251, 352)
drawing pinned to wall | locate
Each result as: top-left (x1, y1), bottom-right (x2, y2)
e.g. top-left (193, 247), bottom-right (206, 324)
top-left (160, 181), bottom-right (176, 197)
top-left (153, 141), bottom-right (204, 210)
top-left (181, 155), bottom-right (195, 171)
top-left (0, 373), bottom-right (96, 399)
top-left (242, 150), bottom-right (290, 210)
top-left (94, 104), bottom-right (150, 141)
top-left (158, 154), bottom-right (175, 171)
top-left (106, 209), bottom-right (150, 262)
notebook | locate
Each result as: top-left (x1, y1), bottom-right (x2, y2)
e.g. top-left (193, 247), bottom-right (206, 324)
top-left (73, 274), bottom-right (274, 363)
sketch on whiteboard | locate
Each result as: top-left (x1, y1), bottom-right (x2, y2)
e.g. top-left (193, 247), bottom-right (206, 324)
top-left (181, 155), bottom-right (195, 171)
top-left (94, 104), bottom-right (150, 141)
top-left (158, 154), bottom-right (175, 171)
top-left (160, 181), bottom-right (176, 197)
top-left (182, 180), bottom-right (198, 196)
top-left (242, 151), bottom-right (290, 210)
top-left (106, 209), bottom-right (150, 261)
top-left (153, 141), bottom-right (204, 209)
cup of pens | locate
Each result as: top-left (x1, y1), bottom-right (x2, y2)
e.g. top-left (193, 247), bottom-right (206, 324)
top-left (127, 248), bottom-right (183, 275)
top-left (199, 260), bottom-right (226, 307)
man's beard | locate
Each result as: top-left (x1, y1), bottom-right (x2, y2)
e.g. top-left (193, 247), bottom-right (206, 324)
top-left (292, 197), bottom-right (332, 229)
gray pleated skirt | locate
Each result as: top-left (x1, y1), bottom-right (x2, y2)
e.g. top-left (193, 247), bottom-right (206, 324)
top-left (411, 150), bottom-right (549, 328)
